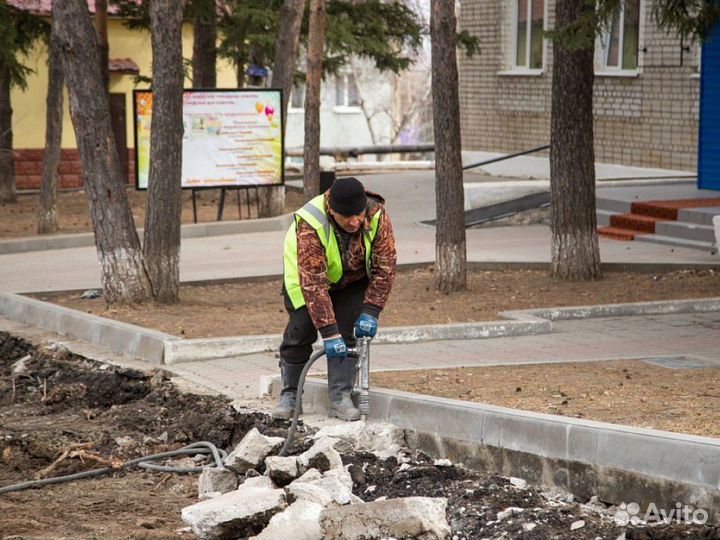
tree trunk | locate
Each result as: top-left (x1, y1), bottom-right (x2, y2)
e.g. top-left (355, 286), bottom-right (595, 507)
top-left (236, 49), bottom-right (247, 88)
top-left (192, 12), bottom-right (217, 88)
top-left (303, 0), bottom-right (326, 202)
top-left (145, 0), bottom-right (185, 303)
top-left (38, 28), bottom-right (64, 234)
top-left (0, 64), bottom-right (15, 203)
top-left (550, 0), bottom-right (602, 281)
top-left (53, 0), bottom-right (152, 304)
top-left (431, 0), bottom-right (466, 293)
top-left (262, 0), bottom-right (307, 218)
top-left (95, 0), bottom-right (109, 96)
top-left (272, 0), bottom-right (305, 131)
top-left (257, 185), bottom-right (285, 217)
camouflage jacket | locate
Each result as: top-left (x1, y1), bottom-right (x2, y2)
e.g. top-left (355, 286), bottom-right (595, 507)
top-left (296, 190), bottom-right (397, 338)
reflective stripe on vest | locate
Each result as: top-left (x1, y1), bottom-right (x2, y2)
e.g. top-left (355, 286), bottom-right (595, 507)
top-left (283, 194), bottom-right (382, 310)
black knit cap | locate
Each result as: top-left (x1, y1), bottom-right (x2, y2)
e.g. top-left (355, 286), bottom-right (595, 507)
top-left (328, 176), bottom-right (367, 216)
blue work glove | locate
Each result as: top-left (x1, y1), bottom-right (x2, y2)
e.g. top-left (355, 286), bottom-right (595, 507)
top-left (324, 336), bottom-right (348, 360)
top-left (354, 313), bottom-right (378, 338)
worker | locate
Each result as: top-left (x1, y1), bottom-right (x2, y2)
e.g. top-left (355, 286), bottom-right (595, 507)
top-left (273, 176), bottom-right (397, 421)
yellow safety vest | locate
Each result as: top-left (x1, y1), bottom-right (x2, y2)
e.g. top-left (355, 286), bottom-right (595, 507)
top-left (283, 194), bottom-right (382, 309)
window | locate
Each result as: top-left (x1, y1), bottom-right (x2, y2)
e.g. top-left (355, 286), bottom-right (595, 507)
top-left (290, 83), bottom-right (305, 109)
top-left (335, 73), bottom-right (360, 107)
top-left (599, 0), bottom-right (640, 71)
top-left (514, 0), bottom-right (544, 69)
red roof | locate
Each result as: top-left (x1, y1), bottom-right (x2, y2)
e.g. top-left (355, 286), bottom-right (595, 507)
top-left (109, 58), bottom-right (139, 74)
top-left (7, 0), bottom-right (124, 16)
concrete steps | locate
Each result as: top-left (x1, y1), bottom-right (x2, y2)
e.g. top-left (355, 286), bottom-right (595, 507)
top-left (678, 206), bottom-right (720, 225)
top-left (609, 213), bottom-right (665, 233)
top-left (596, 209), bottom-right (613, 227)
top-left (634, 233), bottom-right (718, 253)
top-left (596, 226), bottom-right (636, 241)
top-left (596, 196), bottom-right (720, 252)
top-left (655, 220), bottom-right (716, 243)
top-left (596, 197), bottom-right (631, 214)
top-left (597, 211), bottom-right (667, 241)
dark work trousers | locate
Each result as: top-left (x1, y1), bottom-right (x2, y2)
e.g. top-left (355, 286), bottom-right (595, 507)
top-left (280, 277), bottom-right (368, 366)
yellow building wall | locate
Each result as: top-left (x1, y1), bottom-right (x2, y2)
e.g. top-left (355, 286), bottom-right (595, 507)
top-left (12, 18), bottom-right (238, 151)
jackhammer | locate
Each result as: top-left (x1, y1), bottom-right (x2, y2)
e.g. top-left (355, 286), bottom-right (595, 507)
top-left (279, 336), bottom-right (371, 456)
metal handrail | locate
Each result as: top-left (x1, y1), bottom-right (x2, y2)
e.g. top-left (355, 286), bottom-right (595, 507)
top-left (462, 144), bottom-right (550, 171)
top-left (286, 143), bottom-right (549, 170)
top-left (285, 143), bottom-right (435, 159)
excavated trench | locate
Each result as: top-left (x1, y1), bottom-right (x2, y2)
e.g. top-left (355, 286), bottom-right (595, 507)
top-left (0, 332), bottom-right (717, 540)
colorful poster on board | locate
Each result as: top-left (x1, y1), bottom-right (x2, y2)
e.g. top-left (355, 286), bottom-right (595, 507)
top-left (134, 89), bottom-right (283, 189)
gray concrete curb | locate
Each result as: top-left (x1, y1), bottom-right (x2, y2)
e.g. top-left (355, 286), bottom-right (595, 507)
top-left (292, 378), bottom-right (720, 519)
top-left (501, 297), bottom-right (720, 321)
top-left (163, 318), bottom-right (551, 364)
top-left (0, 214), bottom-right (294, 255)
top-left (165, 297), bottom-right (720, 362)
top-left (0, 292), bottom-right (176, 364)
top-left (0, 232), bottom-right (96, 255)
top-left (1, 291), bottom-right (719, 365)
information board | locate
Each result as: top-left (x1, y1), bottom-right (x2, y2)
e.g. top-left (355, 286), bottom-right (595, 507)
top-left (134, 89), bottom-right (284, 189)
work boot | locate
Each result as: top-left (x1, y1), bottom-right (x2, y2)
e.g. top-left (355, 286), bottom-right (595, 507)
top-left (271, 391), bottom-right (300, 420)
top-left (328, 393), bottom-right (361, 421)
top-left (327, 357), bottom-right (360, 421)
top-left (271, 360), bottom-right (304, 420)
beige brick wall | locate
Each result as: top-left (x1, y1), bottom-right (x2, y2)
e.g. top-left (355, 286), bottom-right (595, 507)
top-left (459, 0), bottom-right (700, 171)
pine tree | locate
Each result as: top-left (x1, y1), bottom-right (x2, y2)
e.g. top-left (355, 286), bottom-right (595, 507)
top-left (0, 5), bottom-right (48, 203)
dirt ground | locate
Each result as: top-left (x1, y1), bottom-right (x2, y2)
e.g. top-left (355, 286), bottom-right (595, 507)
top-left (0, 186), bottom-right (304, 239)
top-left (372, 359), bottom-right (720, 438)
top-left (0, 332), bottom-right (284, 539)
top-left (1, 333), bottom-right (716, 540)
top-left (31, 267), bottom-right (720, 338)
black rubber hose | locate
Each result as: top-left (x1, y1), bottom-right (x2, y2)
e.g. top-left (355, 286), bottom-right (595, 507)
top-left (0, 441), bottom-right (226, 495)
top-left (137, 441), bottom-right (227, 473)
top-left (279, 348), bottom-right (326, 457)
top-left (279, 347), bottom-right (361, 456)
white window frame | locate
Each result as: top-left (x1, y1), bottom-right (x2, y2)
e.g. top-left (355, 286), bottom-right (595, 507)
top-left (692, 42), bottom-right (701, 79)
top-left (505, 0), bottom-right (546, 75)
top-left (595, 0), bottom-right (644, 77)
top-left (334, 72), bottom-right (361, 111)
top-left (289, 83), bottom-right (306, 110)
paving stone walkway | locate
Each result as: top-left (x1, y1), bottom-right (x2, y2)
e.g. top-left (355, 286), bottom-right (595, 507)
top-left (1, 173), bottom-right (718, 407)
top-left (166, 311), bottom-right (720, 405)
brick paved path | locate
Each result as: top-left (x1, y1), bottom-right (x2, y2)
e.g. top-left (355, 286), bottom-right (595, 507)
top-left (167, 311), bottom-right (720, 403)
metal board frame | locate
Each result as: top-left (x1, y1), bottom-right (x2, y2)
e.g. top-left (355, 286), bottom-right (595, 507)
top-left (133, 87), bottom-right (285, 191)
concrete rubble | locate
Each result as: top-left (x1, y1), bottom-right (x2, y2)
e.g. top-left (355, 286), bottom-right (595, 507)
top-left (312, 421), bottom-right (405, 459)
top-left (224, 427), bottom-right (284, 473)
top-left (264, 454), bottom-right (299, 486)
top-left (508, 476), bottom-right (528, 489)
top-left (181, 423), bottom-right (452, 540)
top-left (320, 497), bottom-right (451, 540)
top-left (197, 467), bottom-right (238, 497)
top-left (496, 506), bottom-right (524, 521)
top-left (181, 421), bottom-right (653, 540)
top-left (249, 500), bottom-right (324, 540)
top-left (181, 485), bottom-right (286, 540)
top-left (241, 475), bottom-right (276, 490)
top-left (287, 468), bottom-right (355, 506)
top-left (297, 436), bottom-right (344, 473)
